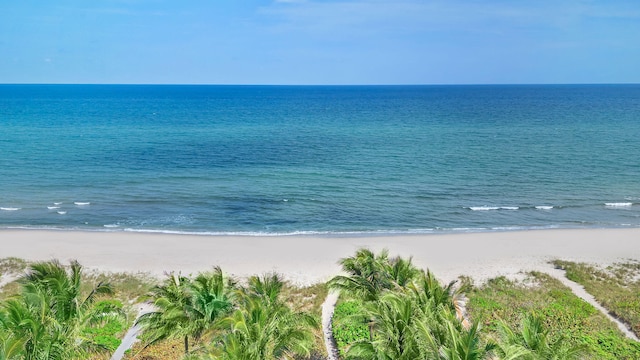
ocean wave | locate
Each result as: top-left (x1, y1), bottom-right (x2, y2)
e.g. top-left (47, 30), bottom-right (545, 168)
top-left (57, 211), bottom-right (67, 215)
top-left (468, 206), bottom-right (519, 211)
top-left (47, 206), bottom-right (61, 210)
top-left (74, 202), bottom-right (90, 206)
top-left (103, 224), bottom-right (120, 228)
top-left (2, 224), bottom-right (640, 236)
top-left (54, 202), bottom-right (62, 205)
top-left (468, 206), bottom-right (499, 211)
top-left (1, 207), bottom-right (21, 211)
top-left (605, 202), bottom-right (633, 207)
top-left (448, 227), bottom-right (489, 232)
top-left (491, 226), bottom-right (526, 231)
top-left (122, 228), bottom-right (434, 236)
top-left (535, 206), bottom-right (554, 210)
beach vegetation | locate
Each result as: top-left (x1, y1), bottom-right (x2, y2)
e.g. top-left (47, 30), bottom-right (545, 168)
top-left (136, 267), bottom-right (236, 356)
top-left (493, 313), bottom-right (584, 359)
top-left (0, 257), bottom-right (28, 300)
top-left (83, 271), bottom-right (155, 304)
top-left (330, 249), bottom-right (485, 359)
top-left (553, 260), bottom-right (640, 338)
top-left (2, 254), bottom-right (640, 359)
top-left (330, 250), bottom-right (640, 359)
top-left (468, 270), bottom-right (639, 359)
top-left (331, 300), bottom-right (369, 356)
top-left (0, 260), bottom-right (124, 359)
top-left (126, 276), bottom-right (326, 360)
top-left (208, 273), bottom-right (319, 360)
top-left (0, 258), bottom-right (27, 277)
top-left (328, 248), bottom-right (421, 302)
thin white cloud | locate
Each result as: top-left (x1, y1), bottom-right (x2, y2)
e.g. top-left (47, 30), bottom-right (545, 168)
top-left (258, 0), bottom-right (640, 37)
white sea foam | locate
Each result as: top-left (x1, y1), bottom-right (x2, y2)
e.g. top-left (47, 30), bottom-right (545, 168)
top-left (47, 206), bottom-right (61, 210)
top-left (450, 227), bottom-right (488, 232)
top-left (54, 202), bottom-right (62, 205)
top-left (0, 207), bottom-right (21, 211)
top-left (469, 206), bottom-right (499, 211)
top-left (605, 202), bottom-right (633, 207)
top-left (120, 228), bottom-right (440, 237)
top-left (57, 211), bottom-right (67, 215)
top-left (74, 202), bottom-right (90, 206)
top-left (103, 224), bottom-right (119, 228)
top-left (468, 206), bottom-right (519, 211)
top-left (492, 226), bottom-right (525, 231)
top-left (535, 206), bottom-right (554, 210)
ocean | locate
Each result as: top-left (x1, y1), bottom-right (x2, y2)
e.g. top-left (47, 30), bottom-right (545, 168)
top-left (1, 84), bottom-right (639, 235)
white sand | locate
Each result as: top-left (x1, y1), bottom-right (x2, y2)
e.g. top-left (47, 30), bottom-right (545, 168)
top-left (1, 228), bottom-right (639, 284)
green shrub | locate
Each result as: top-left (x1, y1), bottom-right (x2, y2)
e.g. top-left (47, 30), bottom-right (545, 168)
top-left (82, 300), bottom-right (126, 351)
top-left (332, 300), bottom-right (369, 356)
top-left (580, 331), bottom-right (640, 360)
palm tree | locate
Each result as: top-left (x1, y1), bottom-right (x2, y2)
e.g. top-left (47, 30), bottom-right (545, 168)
top-left (388, 255), bottom-right (422, 289)
top-left (409, 270), bottom-right (471, 329)
top-left (494, 313), bottom-right (584, 360)
top-left (329, 249), bottom-right (422, 301)
top-left (245, 272), bottom-right (283, 307)
top-left (329, 249), bottom-right (423, 343)
top-left (0, 260), bottom-right (120, 359)
top-left (0, 330), bottom-right (23, 360)
top-left (342, 287), bottom-right (490, 360)
top-left (23, 260), bottom-right (113, 323)
top-left (211, 274), bottom-right (318, 360)
top-left (345, 292), bottom-right (426, 360)
top-left (137, 273), bottom-right (192, 354)
top-left (435, 318), bottom-right (494, 360)
top-left (137, 268), bottom-right (236, 355)
top-left (328, 249), bottom-right (393, 302)
top-left (329, 250), bottom-right (483, 359)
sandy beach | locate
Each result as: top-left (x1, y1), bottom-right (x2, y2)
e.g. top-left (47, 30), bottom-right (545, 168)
top-left (1, 228), bottom-right (639, 285)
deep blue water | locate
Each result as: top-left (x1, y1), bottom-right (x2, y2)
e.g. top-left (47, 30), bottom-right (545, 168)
top-left (1, 84), bottom-right (639, 235)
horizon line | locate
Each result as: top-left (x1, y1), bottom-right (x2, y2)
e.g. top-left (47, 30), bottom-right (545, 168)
top-left (1, 82), bottom-right (639, 87)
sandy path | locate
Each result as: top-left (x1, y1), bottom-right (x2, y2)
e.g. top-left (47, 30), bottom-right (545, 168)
top-left (321, 291), bottom-right (340, 360)
top-left (543, 266), bottom-right (639, 341)
top-left (110, 303), bottom-right (155, 360)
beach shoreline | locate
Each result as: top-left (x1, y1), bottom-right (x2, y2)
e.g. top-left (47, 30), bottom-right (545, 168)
top-left (1, 228), bottom-right (639, 285)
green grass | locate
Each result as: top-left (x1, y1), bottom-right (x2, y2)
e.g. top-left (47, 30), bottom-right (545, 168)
top-left (82, 300), bottom-right (126, 352)
top-left (468, 271), bottom-right (640, 359)
top-left (331, 298), bottom-right (369, 357)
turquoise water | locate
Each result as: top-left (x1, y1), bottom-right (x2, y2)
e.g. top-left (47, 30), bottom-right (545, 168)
top-left (1, 84), bottom-right (639, 235)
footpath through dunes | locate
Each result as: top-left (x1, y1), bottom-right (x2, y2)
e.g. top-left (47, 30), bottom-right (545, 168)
top-left (543, 266), bottom-right (640, 342)
top-left (321, 291), bottom-right (340, 360)
top-left (110, 303), bottom-right (155, 360)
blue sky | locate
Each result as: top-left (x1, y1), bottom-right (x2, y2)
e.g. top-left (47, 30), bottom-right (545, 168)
top-left (1, 0), bottom-right (639, 84)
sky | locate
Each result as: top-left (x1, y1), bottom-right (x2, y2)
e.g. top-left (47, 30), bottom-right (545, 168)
top-left (1, 0), bottom-right (639, 85)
